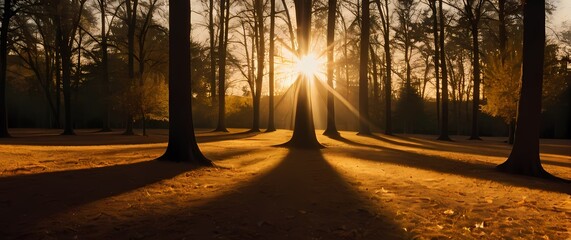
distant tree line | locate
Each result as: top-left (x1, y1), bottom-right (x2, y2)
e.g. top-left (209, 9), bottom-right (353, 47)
top-left (0, 0), bottom-right (569, 140)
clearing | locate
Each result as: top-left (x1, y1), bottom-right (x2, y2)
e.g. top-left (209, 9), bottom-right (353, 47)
top-left (0, 129), bottom-right (569, 239)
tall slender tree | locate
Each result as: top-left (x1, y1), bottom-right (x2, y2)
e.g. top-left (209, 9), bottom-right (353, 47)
top-left (437, 0), bottom-right (451, 141)
top-left (463, 0), bottom-right (485, 140)
top-left (358, 0), bottom-right (371, 135)
top-left (374, 0), bottom-right (392, 135)
top-left (123, 0), bottom-right (138, 135)
top-left (496, 0), bottom-right (551, 178)
top-left (0, 0), bottom-right (16, 138)
top-left (429, 0), bottom-right (440, 133)
top-left (214, 0), bottom-right (229, 132)
top-left (96, 0), bottom-right (112, 132)
top-left (284, 0), bottom-right (322, 148)
top-left (323, 0), bottom-right (339, 137)
top-left (157, 0), bottom-right (211, 165)
top-left (208, 0), bottom-right (216, 104)
top-left (251, 0), bottom-right (265, 132)
top-left (52, 0), bottom-right (87, 135)
top-left (266, 0), bottom-right (276, 132)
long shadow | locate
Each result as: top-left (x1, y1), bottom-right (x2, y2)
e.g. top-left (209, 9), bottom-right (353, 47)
top-left (361, 133), bottom-right (515, 159)
top-left (61, 149), bottom-right (408, 239)
top-left (0, 160), bottom-right (198, 238)
top-left (0, 129), bottom-right (261, 146)
top-left (196, 130), bottom-right (262, 144)
top-left (328, 135), bottom-right (571, 195)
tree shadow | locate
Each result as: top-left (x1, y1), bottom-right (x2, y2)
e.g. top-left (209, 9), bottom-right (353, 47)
top-left (0, 129), bottom-right (261, 146)
top-left (327, 135), bottom-right (571, 195)
top-left (360, 133), bottom-right (513, 159)
top-left (196, 130), bottom-right (262, 144)
top-left (0, 160), bottom-right (199, 238)
top-left (77, 149), bottom-right (408, 239)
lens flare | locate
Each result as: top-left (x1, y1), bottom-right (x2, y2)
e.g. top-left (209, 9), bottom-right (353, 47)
top-left (295, 54), bottom-right (321, 78)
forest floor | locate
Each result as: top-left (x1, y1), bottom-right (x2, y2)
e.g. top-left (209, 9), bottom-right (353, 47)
top-left (0, 128), bottom-right (569, 240)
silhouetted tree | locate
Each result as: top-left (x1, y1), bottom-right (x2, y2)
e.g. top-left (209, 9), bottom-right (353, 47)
top-left (323, 0), bottom-right (339, 137)
top-left (428, 0), bottom-right (440, 132)
top-left (214, 0), bottom-right (229, 132)
top-left (266, 0), bottom-right (276, 132)
top-left (0, 0), bottom-right (16, 137)
top-left (374, 0), bottom-right (392, 135)
top-left (157, 0), bottom-right (211, 165)
top-left (251, 0), bottom-right (265, 132)
top-left (437, 0), bottom-right (451, 141)
top-left (496, 0), bottom-right (554, 178)
top-left (284, 0), bottom-right (322, 148)
top-left (358, 0), bottom-right (371, 135)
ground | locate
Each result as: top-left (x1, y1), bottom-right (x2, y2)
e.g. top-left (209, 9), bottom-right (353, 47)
top-left (0, 128), bottom-right (569, 240)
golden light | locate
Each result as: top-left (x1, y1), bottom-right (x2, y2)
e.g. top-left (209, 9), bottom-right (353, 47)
top-left (295, 53), bottom-right (322, 78)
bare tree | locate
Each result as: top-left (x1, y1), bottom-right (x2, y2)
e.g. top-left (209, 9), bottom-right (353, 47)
top-left (358, 0), bottom-right (371, 135)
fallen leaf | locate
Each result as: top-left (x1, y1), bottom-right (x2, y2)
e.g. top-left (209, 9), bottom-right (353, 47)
top-left (444, 209), bottom-right (454, 215)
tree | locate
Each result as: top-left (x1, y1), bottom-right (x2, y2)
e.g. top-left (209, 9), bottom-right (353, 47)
top-left (374, 0), bottom-right (392, 135)
top-left (428, 0), bottom-right (440, 133)
top-left (323, 0), bottom-right (339, 137)
top-left (251, 0), bottom-right (265, 132)
top-left (358, 0), bottom-right (371, 135)
top-left (0, 0), bottom-right (18, 137)
top-left (208, 0), bottom-right (216, 104)
top-left (266, 0), bottom-right (276, 132)
top-left (214, 0), bottom-right (229, 132)
top-left (51, 0), bottom-right (88, 135)
top-left (284, 0), bottom-right (322, 149)
top-left (393, 0), bottom-right (420, 133)
top-left (96, 0), bottom-right (112, 132)
top-left (462, 0), bottom-right (485, 140)
top-left (496, 0), bottom-right (550, 177)
top-left (437, 0), bottom-right (451, 141)
top-left (157, 0), bottom-right (211, 165)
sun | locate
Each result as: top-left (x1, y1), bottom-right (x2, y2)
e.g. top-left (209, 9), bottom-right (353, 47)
top-left (295, 53), bottom-right (323, 78)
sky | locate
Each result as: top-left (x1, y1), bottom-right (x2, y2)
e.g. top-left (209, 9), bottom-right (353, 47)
top-left (551, 0), bottom-right (571, 29)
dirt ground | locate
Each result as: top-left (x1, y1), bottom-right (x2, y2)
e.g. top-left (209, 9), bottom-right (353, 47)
top-left (0, 128), bottom-right (569, 239)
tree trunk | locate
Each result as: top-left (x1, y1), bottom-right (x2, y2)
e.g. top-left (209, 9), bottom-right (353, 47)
top-left (437, 0), bottom-right (450, 141)
top-left (266, 0), bottom-right (277, 132)
top-left (358, 0), bottom-right (371, 135)
top-left (0, 0), bottom-right (12, 137)
top-left (284, 0), bottom-right (322, 149)
top-left (123, 0), bottom-right (138, 135)
top-left (497, 0), bottom-right (551, 178)
top-left (430, 0), bottom-right (440, 133)
top-left (100, 0), bottom-right (112, 132)
top-left (469, 21), bottom-right (482, 140)
top-left (323, 0), bottom-right (339, 137)
top-left (214, 0), bottom-right (228, 132)
top-left (374, 0), bottom-right (392, 135)
top-left (157, 0), bottom-right (212, 165)
top-left (209, 0), bottom-right (216, 104)
top-left (252, 0), bottom-right (265, 132)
